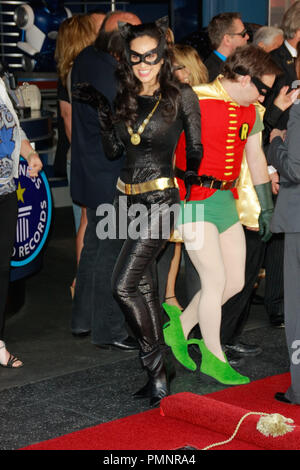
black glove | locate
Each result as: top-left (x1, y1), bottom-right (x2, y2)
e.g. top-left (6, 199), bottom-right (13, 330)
top-left (72, 82), bottom-right (124, 160)
top-left (184, 157), bottom-right (201, 201)
top-left (184, 171), bottom-right (200, 201)
top-left (72, 82), bottom-right (113, 132)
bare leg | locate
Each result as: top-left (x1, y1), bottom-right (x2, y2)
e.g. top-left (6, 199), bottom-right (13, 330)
top-left (0, 340), bottom-right (23, 368)
top-left (165, 242), bottom-right (183, 309)
top-left (71, 207), bottom-right (88, 296)
top-left (76, 207), bottom-right (87, 266)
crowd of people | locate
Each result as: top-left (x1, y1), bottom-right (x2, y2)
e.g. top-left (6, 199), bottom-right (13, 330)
top-left (2, 2), bottom-right (300, 408)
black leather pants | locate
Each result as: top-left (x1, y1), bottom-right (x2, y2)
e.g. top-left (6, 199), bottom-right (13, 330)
top-left (112, 188), bottom-right (180, 353)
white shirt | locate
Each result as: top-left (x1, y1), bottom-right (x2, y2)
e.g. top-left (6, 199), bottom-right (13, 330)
top-left (284, 40), bottom-right (297, 58)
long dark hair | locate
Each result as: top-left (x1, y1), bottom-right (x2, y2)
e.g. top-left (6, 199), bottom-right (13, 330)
top-left (114, 20), bottom-right (180, 127)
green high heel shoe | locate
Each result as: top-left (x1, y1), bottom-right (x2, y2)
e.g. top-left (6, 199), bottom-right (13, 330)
top-left (198, 339), bottom-right (250, 385)
top-left (162, 303), bottom-right (199, 372)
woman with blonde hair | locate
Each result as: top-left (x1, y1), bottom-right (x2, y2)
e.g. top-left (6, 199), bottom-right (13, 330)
top-left (173, 44), bottom-right (208, 86)
top-left (55, 14), bottom-right (103, 297)
top-left (55, 14), bottom-right (99, 89)
top-left (163, 44), bottom-right (208, 311)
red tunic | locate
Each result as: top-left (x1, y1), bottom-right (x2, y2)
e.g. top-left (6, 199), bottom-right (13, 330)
top-left (175, 98), bottom-right (257, 201)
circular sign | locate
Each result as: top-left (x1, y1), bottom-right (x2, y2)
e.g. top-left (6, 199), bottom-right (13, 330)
top-left (11, 157), bottom-right (52, 267)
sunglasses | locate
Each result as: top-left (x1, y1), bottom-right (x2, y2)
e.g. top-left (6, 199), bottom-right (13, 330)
top-left (227, 29), bottom-right (248, 38)
top-left (173, 65), bottom-right (186, 71)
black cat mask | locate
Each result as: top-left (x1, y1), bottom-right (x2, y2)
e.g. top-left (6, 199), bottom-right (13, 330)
top-left (118, 16), bottom-right (169, 66)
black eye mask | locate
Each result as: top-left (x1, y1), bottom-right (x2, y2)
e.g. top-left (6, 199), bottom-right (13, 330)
top-left (233, 66), bottom-right (272, 97)
top-left (119, 16), bottom-right (168, 67)
top-left (250, 76), bottom-right (272, 97)
top-left (127, 40), bottom-right (165, 66)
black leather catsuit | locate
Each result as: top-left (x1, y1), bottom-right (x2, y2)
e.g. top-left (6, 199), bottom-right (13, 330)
top-left (101, 84), bottom-right (202, 354)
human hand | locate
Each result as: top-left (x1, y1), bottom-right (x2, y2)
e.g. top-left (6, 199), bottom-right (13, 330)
top-left (184, 171), bottom-right (199, 201)
top-left (72, 83), bottom-right (111, 113)
top-left (245, 226), bottom-right (259, 232)
top-left (27, 152), bottom-right (43, 177)
top-left (258, 209), bottom-right (273, 242)
top-left (270, 128), bottom-right (286, 142)
top-left (270, 171), bottom-right (280, 195)
top-left (73, 83), bottom-right (113, 132)
top-left (274, 85), bottom-right (299, 112)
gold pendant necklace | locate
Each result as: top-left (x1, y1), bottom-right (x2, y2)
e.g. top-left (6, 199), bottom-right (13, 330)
top-left (127, 94), bottom-right (161, 145)
top-left (130, 133), bottom-right (141, 145)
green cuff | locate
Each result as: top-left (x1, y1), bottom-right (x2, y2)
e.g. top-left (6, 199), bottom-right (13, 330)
top-left (254, 182), bottom-right (274, 211)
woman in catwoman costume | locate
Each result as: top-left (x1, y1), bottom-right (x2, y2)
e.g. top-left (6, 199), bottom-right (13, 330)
top-left (73, 18), bottom-right (203, 406)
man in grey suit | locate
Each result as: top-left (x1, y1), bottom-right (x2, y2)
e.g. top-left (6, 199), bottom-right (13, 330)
top-left (268, 100), bottom-right (300, 405)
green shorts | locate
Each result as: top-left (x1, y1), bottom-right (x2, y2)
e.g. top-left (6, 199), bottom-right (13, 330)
top-left (176, 190), bottom-right (240, 234)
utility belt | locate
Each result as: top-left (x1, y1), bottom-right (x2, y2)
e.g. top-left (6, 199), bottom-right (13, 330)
top-left (174, 167), bottom-right (238, 191)
top-left (116, 176), bottom-right (179, 195)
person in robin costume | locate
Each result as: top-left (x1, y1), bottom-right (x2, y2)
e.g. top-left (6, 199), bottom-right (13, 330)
top-left (162, 44), bottom-right (281, 386)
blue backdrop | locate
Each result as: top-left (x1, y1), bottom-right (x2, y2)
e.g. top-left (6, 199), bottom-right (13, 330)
top-left (202, 0), bottom-right (269, 27)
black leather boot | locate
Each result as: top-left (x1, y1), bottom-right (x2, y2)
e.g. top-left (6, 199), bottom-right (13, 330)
top-left (133, 379), bottom-right (152, 399)
top-left (133, 369), bottom-right (176, 399)
top-left (135, 346), bottom-right (175, 407)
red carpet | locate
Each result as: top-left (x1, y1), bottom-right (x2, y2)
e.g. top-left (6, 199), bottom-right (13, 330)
top-left (22, 373), bottom-right (300, 450)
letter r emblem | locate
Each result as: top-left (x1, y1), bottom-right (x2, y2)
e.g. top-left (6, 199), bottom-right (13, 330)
top-left (239, 123), bottom-right (250, 141)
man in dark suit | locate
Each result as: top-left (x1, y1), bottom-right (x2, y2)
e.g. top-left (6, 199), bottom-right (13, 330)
top-left (204, 12), bottom-right (249, 82)
top-left (268, 103), bottom-right (300, 405)
top-left (70, 11), bottom-right (141, 350)
top-left (265, 2), bottom-right (300, 135)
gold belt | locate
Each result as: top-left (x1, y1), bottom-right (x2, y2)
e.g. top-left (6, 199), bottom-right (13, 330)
top-left (116, 177), bottom-right (178, 195)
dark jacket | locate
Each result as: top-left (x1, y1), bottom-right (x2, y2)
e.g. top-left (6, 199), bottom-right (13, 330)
top-left (264, 42), bottom-right (297, 134)
top-left (204, 52), bottom-right (225, 82)
top-left (70, 45), bottom-right (124, 209)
